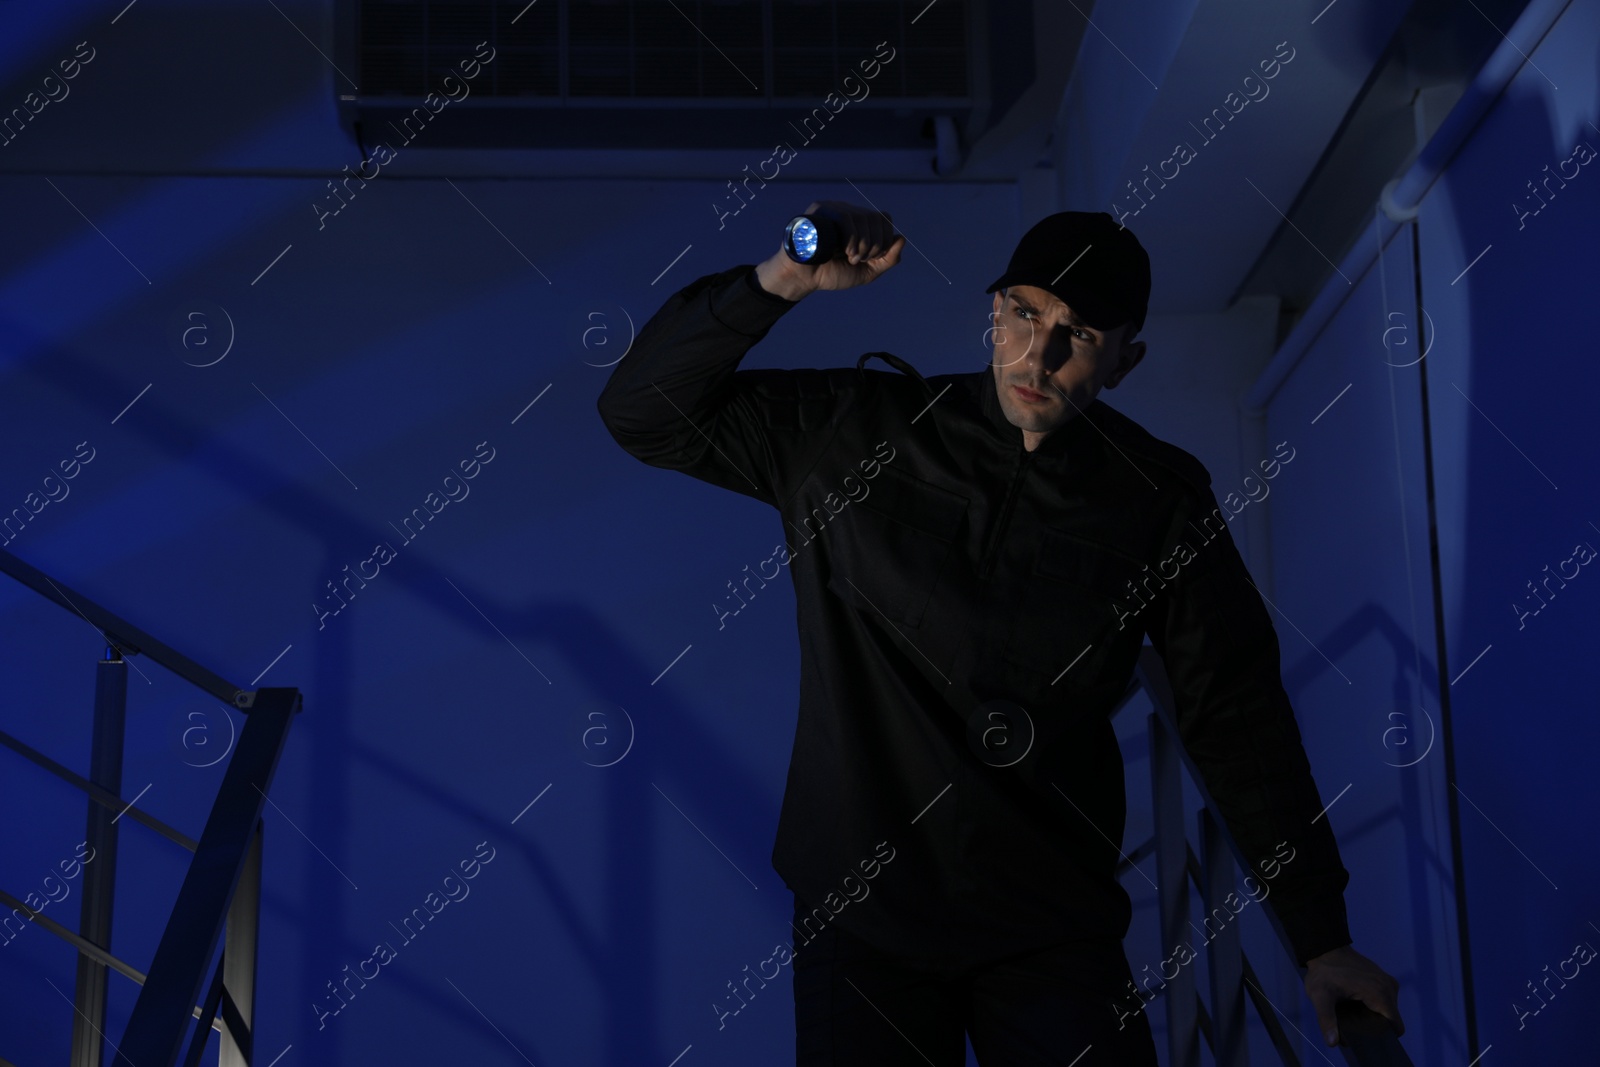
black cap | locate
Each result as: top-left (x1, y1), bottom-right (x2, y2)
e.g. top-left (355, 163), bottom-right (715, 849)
top-left (985, 211), bottom-right (1151, 335)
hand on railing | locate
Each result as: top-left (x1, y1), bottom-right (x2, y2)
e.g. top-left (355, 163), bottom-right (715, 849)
top-left (1304, 943), bottom-right (1405, 1047)
top-left (1334, 1000), bottom-right (1411, 1064)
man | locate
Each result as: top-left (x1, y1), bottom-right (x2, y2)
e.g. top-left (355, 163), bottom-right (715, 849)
top-left (597, 203), bottom-right (1403, 1064)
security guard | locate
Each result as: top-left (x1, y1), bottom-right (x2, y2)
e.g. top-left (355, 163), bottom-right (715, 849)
top-left (597, 202), bottom-right (1403, 1065)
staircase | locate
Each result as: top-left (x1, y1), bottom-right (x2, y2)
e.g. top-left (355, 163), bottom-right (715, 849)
top-left (0, 545), bottom-right (301, 1067)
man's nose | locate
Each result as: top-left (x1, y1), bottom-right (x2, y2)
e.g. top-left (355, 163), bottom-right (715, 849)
top-left (1025, 329), bottom-right (1072, 374)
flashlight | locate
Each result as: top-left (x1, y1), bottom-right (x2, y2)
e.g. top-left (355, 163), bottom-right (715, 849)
top-left (783, 214), bottom-right (843, 264)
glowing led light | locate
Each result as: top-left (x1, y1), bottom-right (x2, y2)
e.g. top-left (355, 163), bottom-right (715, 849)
top-left (787, 217), bottom-right (820, 261)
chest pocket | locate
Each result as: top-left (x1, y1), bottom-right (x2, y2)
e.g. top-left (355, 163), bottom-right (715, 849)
top-left (1001, 528), bottom-right (1147, 683)
top-left (822, 466), bottom-right (969, 629)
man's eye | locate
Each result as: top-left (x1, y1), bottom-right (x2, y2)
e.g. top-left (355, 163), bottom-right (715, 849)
top-left (1013, 307), bottom-right (1033, 320)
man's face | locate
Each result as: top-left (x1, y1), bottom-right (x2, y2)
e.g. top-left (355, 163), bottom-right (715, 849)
top-left (989, 285), bottom-right (1146, 449)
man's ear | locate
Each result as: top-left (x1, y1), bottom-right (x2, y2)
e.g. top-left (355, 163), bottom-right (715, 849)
top-left (1105, 339), bottom-right (1146, 388)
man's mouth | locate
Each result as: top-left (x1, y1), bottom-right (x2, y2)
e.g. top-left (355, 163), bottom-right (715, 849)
top-left (1012, 384), bottom-right (1050, 403)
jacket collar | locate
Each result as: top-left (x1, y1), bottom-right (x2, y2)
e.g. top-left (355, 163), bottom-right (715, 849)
top-left (969, 363), bottom-right (1105, 463)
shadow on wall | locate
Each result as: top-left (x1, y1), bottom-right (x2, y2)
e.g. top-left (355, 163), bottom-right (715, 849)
top-left (0, 320), bottom-right (806, 1065)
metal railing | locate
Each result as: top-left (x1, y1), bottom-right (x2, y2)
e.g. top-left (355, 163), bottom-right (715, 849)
top-left (0, 544), bottom-right (301, 1067)
top-left (1115, 644), bottom-right (1412, 1066)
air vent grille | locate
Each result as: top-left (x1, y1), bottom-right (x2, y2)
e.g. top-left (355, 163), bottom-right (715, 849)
top-left (357, 0), bottom-right (968, 100)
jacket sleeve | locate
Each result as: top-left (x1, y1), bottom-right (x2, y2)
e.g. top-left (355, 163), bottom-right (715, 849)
top-left (1141, 482), bottom-right (1353, 968)
top-left (596, 264), bottom-right (860, 508)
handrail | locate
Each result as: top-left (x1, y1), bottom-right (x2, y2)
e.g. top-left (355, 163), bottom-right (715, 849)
top-left (0, 545), bottom-right (254, 710)
top-left (1111, 645), bottom-right (1413, 1066)
top-left (0, 886), bottom-right (223, 1033)
top-left (1243, 0), bottom-right (1576, 414)
top-left (0, 727), bottom-right (198, 851)
top-left (0, 545), bottom-right (298, 1067)
top-left (117, 689), bottom-right (297, 1066)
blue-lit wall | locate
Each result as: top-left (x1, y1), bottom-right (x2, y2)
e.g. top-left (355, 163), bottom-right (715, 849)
top-left (1259, 1), bottom-right (1600, 1063)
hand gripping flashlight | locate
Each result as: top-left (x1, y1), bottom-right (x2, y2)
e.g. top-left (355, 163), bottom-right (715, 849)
top-left (783, 213), bottom-right (901, 265)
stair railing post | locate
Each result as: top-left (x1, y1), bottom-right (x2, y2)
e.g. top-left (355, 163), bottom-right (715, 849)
top-left (218, 819), bottom-right (262, 1066)
top-left (71, 645), bottom-right (128, 1067)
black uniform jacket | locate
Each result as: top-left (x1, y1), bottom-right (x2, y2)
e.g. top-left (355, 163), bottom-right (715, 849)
top-left (596, 264), bottom-right (1353, 970)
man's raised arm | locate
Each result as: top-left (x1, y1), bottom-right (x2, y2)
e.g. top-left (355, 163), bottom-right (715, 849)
top-left (595, 201), bottom-right (904, 507)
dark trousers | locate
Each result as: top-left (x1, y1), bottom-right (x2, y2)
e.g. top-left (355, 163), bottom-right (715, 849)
top-left (792, 897), bottom-right (1160, 1066)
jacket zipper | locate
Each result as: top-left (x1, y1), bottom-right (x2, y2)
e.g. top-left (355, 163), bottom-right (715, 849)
top-left (977, 445), bottom-right (1034, 581)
